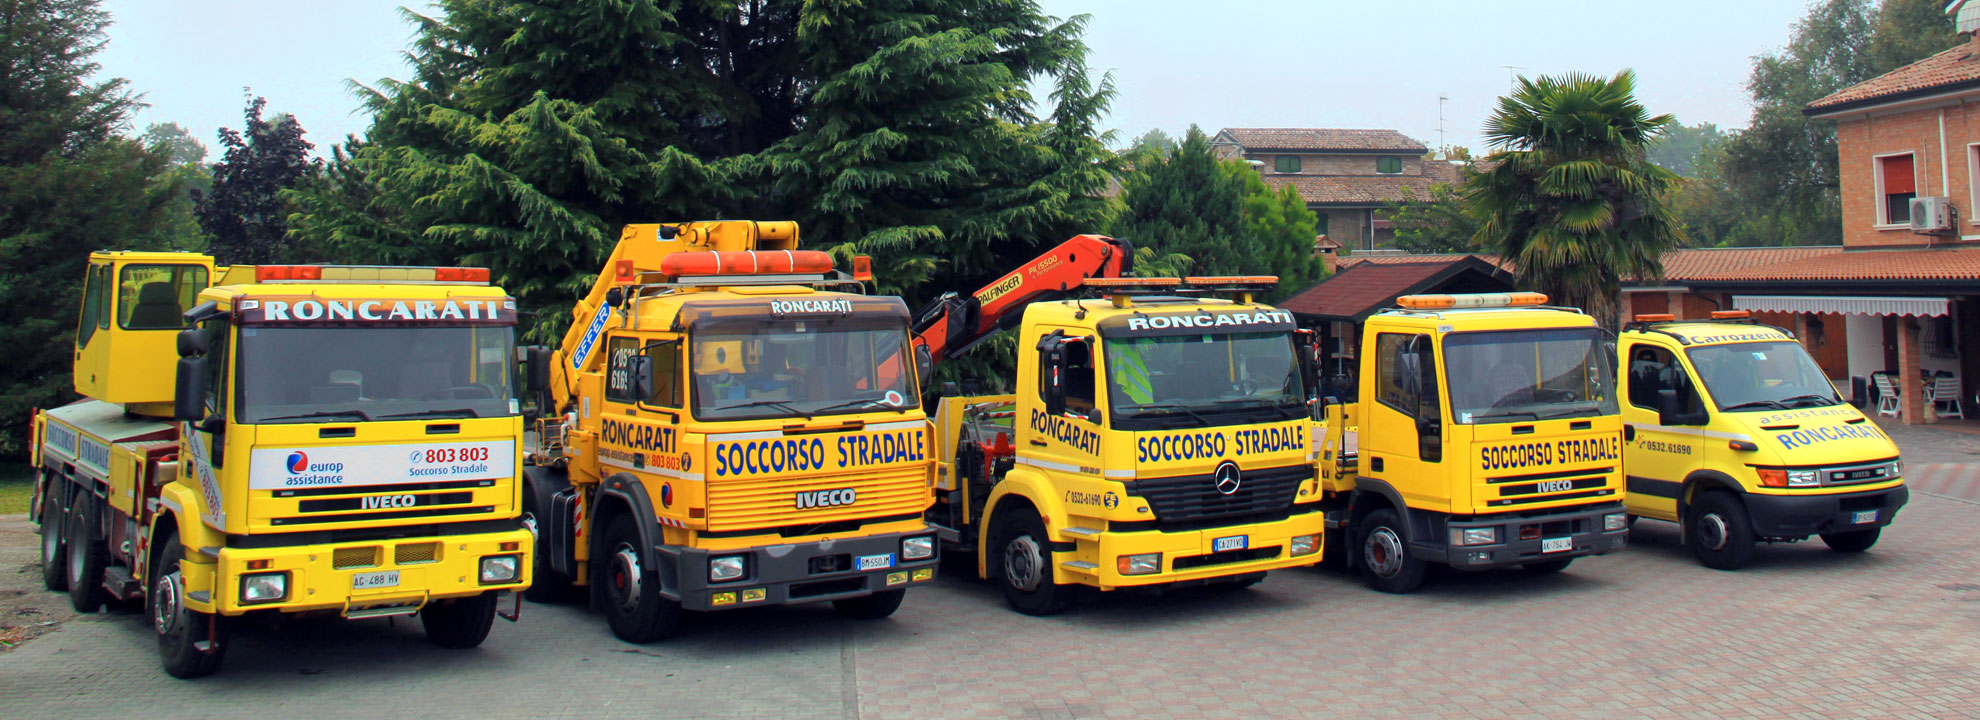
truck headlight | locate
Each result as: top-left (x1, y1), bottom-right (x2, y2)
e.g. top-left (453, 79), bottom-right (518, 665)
top-left (1290, 534), bottom-right (1321, 556)
top-left (478, 555), bottom-right (520, 584)
top-left (1117, 553), bottom-right (1162, 575)
top-left (709, 555), bottom-right (747, 582)
top-left (240, 572), bottom-right (288, 604)
top-left (1449, 527), bottom-right (1499, 546)
top-left (1787, 470), bottom-right (1819, 487)
top-left (1604, 513), bottom-right (1628, 532)
top-left (902, 536), bottom-right (935, 560)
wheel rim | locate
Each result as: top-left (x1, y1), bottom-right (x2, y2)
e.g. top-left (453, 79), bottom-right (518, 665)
top-left (1003, 534), bottom-right (1044, 592)
top-left (153, 570), bottom-right (183, 637)
top-left (1364, 527), bottom-right (1405, 578)
top-left (66, 512), bottom-right (86, 586)
top-left (42, 513), bottom-right (61, 564)
top-left (609, 543), bottom-right (642, 612)
top-left (1696, 513), bottom-right (1730, 551)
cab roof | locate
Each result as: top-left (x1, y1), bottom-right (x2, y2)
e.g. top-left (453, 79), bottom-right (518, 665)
top-left (1623, 321), bottom-right (1795, 346)
top-left (1371, 305), bottom-right (1594, 331)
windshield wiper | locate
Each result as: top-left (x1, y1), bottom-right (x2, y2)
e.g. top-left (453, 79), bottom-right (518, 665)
top-left (260, 410), bottom-right (372, 423)
top-left (814, 398), bottom-right (910, 414)
top-left (716, 399), bottom-right (810, 418)
top-left (1467, 410), bottom-right (1538, 422)
top-left (378, 408), bottom-right (481, 420)
top-left (1126, 402), bottom-right (1213, 425)
top-left (1778, 393), bottom-right (1838, 408)
top-left (1721, 400), bottom-right (1787, 412)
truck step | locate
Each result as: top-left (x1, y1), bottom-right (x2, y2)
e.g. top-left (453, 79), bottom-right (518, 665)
top-left (101, 566), bottom-right (142, 601)
top-left (1060, 561), bottom-right (1099, 572)
top-left (1060, 526), bottom-right (1101, 538)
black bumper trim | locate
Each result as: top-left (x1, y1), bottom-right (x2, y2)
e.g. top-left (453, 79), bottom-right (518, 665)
top-left (660, 527), bottom-right (939, 611)
top-left (1743, 485), bottom-right (1909, 538)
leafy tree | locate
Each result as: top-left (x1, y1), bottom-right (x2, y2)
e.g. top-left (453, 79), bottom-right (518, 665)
top-left (1110, 127), bottom-right (1245, 272)
top-left (142, 122), bottom-right (210, 250)
top-left (1386, 180), bottom-right (1483, 254)
top-left (195, 95), bottom-right (318, 264)
top-left (1468, 70), bottom-right (1686, 324)
top-left (1226, 163), bottom-right (1326, 300)
top-left (0, 0), bottom-right (175, 456)
top-left (1647, 121), bottom-right (1725, 177)
top-left (1127, 128), bottom-right (1175, 157)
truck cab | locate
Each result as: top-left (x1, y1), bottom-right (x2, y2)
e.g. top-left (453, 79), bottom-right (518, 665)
top-left (1315, 293), bottom-right (1629, 593)
top-left (1618, 313), bottom-right (1907, 569)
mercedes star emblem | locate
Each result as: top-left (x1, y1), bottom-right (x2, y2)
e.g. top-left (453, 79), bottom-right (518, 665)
top-left (1214, 462), bottom-right (1243, 495)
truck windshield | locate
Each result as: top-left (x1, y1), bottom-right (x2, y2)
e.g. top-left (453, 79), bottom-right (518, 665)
top-left (237, 326), bottom-right (517, 423)
top-left (1444, 328), bottom-right (1616, 424)
top-left (690, 328), bottom-right (915, 421)
top-left (1105, 331), bottom-right (1305, 428)
top-left (1686, 340), bottom-right (1841, 412)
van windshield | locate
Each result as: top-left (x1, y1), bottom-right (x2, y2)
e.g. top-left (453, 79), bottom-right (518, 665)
top-left (690, 327), bottom-right (915, 421)
top-left (237, 326), bottom-right (517, 423)
top-left (1105, 331), bottom-right (1305, 428)
top-left (1686, 340), bottom-right (1840, 412)
top-left (1444, 328), bottom-right (1617, 424)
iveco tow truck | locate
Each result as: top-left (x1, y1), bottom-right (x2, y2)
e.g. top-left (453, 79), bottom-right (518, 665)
top-left (1312, 292), bottom-right (1629, 593)
top-left (921, 234), bottom-right (1326, 615)
top-left (1618, 311), bottom-right (1907, 569)
top-left (31, 253), bottom-right (535, 678)
top-left (521, 221), bottom-right (937, 643)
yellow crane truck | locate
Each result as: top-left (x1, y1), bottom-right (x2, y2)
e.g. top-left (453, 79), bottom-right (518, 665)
top-left (521, 221), bottom-right (938, 643)
top-left (30, 252), bottom-right (536, 678)
top-left (1312, 292), bottom-right (1630, 593)
top-left (1618, 311), bottom-right (1907, 569)
top-left (919, 235), bottom-right (1326, 615)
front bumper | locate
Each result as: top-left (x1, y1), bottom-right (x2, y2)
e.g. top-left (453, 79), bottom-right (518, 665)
top-left (1437, 502), bottom-right (1629, 570)
top-left (197, 527), bottom-right (534, 617)
top-left (1054, 510), bottom-right (1326, 589)
top-left (1744, 484), bottom-right (1909, 538)
top-left (662, 529), bottom-right (939, 612)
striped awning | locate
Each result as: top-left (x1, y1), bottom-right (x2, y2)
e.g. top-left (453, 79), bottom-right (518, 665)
top-left (1732, 295), bottom-right (1949, 317)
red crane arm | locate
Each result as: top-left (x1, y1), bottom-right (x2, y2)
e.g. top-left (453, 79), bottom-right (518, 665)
top-left (910, 234), bottom-right (1133, 364)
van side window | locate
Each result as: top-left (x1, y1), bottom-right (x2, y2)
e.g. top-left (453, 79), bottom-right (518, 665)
top-left (605, 337), bottom-right (641, 404)
top-left (1625, 344), bottom-right (1700, 414)
top-left (77, 264), bottom-right (110, 347)
top-left (202, 317), bottom-right (230, 418)
top-left (1037, 335), bottom-right (1097, 413)
top-left (119, 264), bottom-right (209, 330)
top-left (644, 339), bottom-right (682, 407)
top-left (1374, 332), bottom-right (1437, 420)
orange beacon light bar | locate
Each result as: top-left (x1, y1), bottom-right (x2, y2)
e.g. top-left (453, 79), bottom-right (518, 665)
top-left (1396, 292), bottom-right (1548, 310)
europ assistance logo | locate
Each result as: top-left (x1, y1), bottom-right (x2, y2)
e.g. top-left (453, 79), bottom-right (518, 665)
top-left (287, 451), bottom-right (309, 474)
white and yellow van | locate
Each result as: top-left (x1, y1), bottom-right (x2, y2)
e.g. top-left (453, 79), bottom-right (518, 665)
top-left (1616, 312), bottom-right (1908, 569)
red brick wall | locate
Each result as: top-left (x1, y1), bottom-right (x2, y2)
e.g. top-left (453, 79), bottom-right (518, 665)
top-left (1834, 99), bottom-right (1980, 249)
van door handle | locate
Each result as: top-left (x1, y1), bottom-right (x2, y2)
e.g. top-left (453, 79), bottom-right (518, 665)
top-left (1029, 439), bottom-right (1048, 447)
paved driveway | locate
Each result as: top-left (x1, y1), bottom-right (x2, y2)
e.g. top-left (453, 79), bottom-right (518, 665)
top-left (4, 491), bottom-right (1979, 719)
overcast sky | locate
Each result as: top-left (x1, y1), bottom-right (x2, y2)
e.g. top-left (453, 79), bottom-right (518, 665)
top-left (97, 0), bottom-right (1815, 158)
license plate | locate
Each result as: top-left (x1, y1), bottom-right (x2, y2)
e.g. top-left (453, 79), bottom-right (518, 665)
top-left (1213, 535), bottom-right (1249, 552)
top-left (1852, 510), bottom-right (1879, 524)
top-left (856, 553), bottom-right (895, 571)
top-left (352, 570), bottom-right (400, 590)
top-left (1540, 537), bottom-right (1572, 554)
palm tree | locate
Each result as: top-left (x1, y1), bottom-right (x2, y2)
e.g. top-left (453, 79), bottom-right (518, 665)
top-left (1467, 70), bottom-right (1686, 324)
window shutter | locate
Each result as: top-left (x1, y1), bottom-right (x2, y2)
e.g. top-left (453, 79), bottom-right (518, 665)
top-left (1881, 155), bottom-right (1915, 195)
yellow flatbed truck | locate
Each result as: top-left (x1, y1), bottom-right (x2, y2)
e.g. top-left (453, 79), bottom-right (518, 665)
top-left (1313, 293), bottom-right (1630, 593)
top-left (31, 253), bottom-right (535, 677)
top-left (521, 221), bottom-right (938, 643)
top-left (1618, 311), bottom-right (1907, 569)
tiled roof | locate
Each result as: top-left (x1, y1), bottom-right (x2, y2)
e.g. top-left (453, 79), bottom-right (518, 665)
top-left (1218, 128), bottom-right (1426, 152)
top-left (1688, 247), bottom-right (1980, 282)
top-left (1651, 246), bottom-right (1844, 283)
top-left (1335, 252), bottom-right (1505, 270)
top-left (1279, 256), bottom-right (1510, 320)
top-left (1265, 161), bottom-right (1465, 206)
top-left (1808, 40), bottom-right (1980, 112)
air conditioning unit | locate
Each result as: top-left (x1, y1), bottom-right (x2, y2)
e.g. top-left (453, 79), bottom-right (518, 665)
top-left (1910, 196), bottom-right (1957, 234)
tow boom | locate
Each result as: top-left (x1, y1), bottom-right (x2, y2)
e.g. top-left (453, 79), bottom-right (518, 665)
top-left (910, 234), bottom-right (1133, 363)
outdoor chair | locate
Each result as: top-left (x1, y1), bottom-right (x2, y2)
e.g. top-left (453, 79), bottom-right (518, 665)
top-left (1873, 373), bottom-right (1900, 419)
top-left (1931, 375), bottom-right (1965, 420)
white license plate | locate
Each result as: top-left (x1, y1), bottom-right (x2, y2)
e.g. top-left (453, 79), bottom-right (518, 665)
top-left (1213, 535), bottom-right (1249, 552)
top-left (856, 553), bottom-right (895, 571)
top-left (1852, 510), bottom-right (1879, 524)
top-left (352, 570), bottom-right (400, 590)
top-left (1540, 537), bottom-right (1572, 554)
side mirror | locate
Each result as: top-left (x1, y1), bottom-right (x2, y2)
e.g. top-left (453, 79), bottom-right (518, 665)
top-left (176, 328), bottom-right (206, 358)
top-left (628, 355), bottom-right (654, 400)
top-left (1399, 351), bottom-right (1422, 395)
top-left (940, 381), bottom-right (960, 397)
top-left (525, 345), bottom-right (551, 392)
top-left (915, 344), bottom-right (935, 390)
top-left (174, 357), bottom-right (208, 423)
top-left (1036, 333), bottom-right (1069, 417)
top-left (1656, 388), bottom-right (1699, 426)
top-left (1086, 407), bottom-right (1103, 424)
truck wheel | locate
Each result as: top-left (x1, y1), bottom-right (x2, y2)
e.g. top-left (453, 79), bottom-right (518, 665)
top-left (1687, 490), bottom-right (1755, 571)
top-left (991, 509), bottom-right (1074, 616)
top-left (1522, 559), bottom-right (1573, 575)
top-left (39, 484), bottom-right (68, 592)
top-left (833, 588), bottom-right (906, 620)
top-left (421, 591), bottom-right (499, 649)
top-left (151, 539), bottom-right (228, 679)
top-left (597, 513), bottom-right (681, 643)
top-left (1820, 528), bottom-right (1881, 553)
top-left (66, 493), bottom-right (110, 612)
top-left (1356, 509), bottom-right (1427, 594)
top-left (520, 493), bottom-right (573, 603)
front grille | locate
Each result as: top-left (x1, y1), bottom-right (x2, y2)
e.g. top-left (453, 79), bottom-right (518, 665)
top-left (333, 546), bottom-right (379, 569)
top-left (1822, 460), bottom-right (1898, 487)
top-left (394, 542), bottom-right (439, 565)
top-left (704, 467), bottom-right (928, 533)
top-left (1124, 464), bottom-right (1308, 530)
top-left (1173, 546), bottom-right (1282, 570)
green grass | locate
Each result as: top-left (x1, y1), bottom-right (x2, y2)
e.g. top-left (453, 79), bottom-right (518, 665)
top-left (0, 464), bottom-right (33, 515)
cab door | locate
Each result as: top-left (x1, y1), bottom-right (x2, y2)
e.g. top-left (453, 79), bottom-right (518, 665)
top-left (1362, 331), bottom-right (1448, 510)
top-left (1620, 341), bottom-right (1702, 520)
top-left (1020, 326), bottom-right (1106, 476)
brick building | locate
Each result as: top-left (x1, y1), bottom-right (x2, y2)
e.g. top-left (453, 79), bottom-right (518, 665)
top-left (1211, 128), bottom-right (1467, 250)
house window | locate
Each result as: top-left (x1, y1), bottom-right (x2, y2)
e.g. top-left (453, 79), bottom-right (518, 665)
top-left (1315, 212), bottom-right (1329, 237)
top-left (1376, 156), bottom-right (1403, 174)
top-left (1877, 153), bottom-right (1915, 225)
top-left (1275, 156), bottom-right (1301, 174)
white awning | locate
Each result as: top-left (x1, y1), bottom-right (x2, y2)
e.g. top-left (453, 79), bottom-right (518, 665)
top-left (1733, 295), bottom-right (1949, 317)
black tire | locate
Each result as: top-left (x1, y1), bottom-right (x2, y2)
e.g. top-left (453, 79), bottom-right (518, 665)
top-left (66, 493), bottom-right (110, 612)
top-left (39, 481), bottom-right (68, 592)
top-left (421, 591), bottom-right (499, 649)
top-left (1687, 490), bottom-right (1755, 571)
top-left (520, 492), bottom-right (574, 603)
top-left (1356, 508), bottom-right (1428, 594)
top-left (1820, 527), bottom-right (1881, 553)
top-left (1522, 558), bottom-right (1573, 575)
top-left (596, 513), bottom-right (681, 643)
top-left (150, 537), bottom-right (228, 679)
top-left (832, 588), bottom-right (906, 620)
top-left (991, 508), bottom-right (1074, 616)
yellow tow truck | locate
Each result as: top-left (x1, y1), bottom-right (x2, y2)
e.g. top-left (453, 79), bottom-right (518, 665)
top-left (1313, 292), bottom-right (1630, 593)
top-left (1618, 311), bottom-right (1907, 569)
top-left (521, 221), bottom-right (938, 643)
top-left (31, 253), bottom-right (535, 677)
top-left (920, 235), bottom-right (1326, 614)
